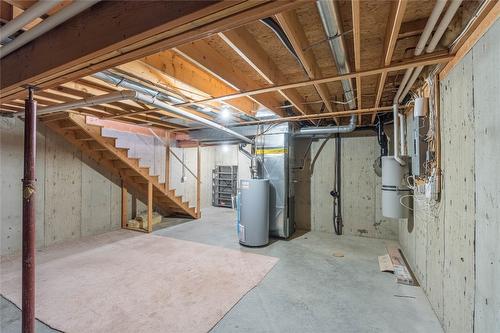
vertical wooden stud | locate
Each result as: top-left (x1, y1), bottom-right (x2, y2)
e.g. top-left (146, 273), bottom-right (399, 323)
top-left (196, 144), bottom-right (201, 218)
top-left (165, 131), bottom-right (170, 190)
top-left (147, 182), bottom-right (153, 233)
top-left (121, 180), bottom-right (128, 228)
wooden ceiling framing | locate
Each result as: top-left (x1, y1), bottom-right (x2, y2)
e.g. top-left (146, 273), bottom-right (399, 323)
top-left (0, 0), bottom-right (493, 130)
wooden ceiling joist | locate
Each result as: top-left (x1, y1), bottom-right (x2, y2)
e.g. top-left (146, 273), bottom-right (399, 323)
top-left (173, 52), bottom-right (453, 107)
top-left (275, 11), bottom-right (336, 117)
top-left (139, 50), bottom-right (258, 116)
top-left (372, 0), bottom-right (408, 124)
top-left (175, 40), bottom-right (285, 117)
top-left (219, 27), bottom-right (313, 116)
top-left (1, 0), bottom-right (302, 103)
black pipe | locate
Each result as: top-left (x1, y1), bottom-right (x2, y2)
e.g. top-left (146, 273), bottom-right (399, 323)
top-left (335, 134), bottom-right (342, 234)
top-left (260, 17), bottom-right (303, 68)
top-left (330, 134), bottom-right (342, 235)
top-left (22, 87), bottom-right (36, 333)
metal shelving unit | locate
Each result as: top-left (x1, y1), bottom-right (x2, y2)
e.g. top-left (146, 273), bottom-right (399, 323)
top-left (212, 165), bottom-right (238, 208)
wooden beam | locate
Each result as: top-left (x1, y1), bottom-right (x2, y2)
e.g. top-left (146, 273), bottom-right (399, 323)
top-left (121, 181), bottom-right (128, 228)
top-left (398, 18), bottom-right (427, 39)
top-left (275, 11), bottom-right (335, 117)
top-left (372, 0), bottom-right (407, 123)
top-left (147, 182), bottom-right (153, 233)
top-left (219, 27), bottom-right (312, 116)
top-left (351, 0), bottom-right (362, 123)
top-left (139, 50), bottom-right (258, 116)
top-left (174, 52), bottom-right (453, 107)
top-left (1, 0), bottom-right (301, 102)
top-left (175, 40), bottom-right (285, 117)
top-left (0, 1), bottom-right (13, 24)
top-left (439, 1), bottom-right (499, 80)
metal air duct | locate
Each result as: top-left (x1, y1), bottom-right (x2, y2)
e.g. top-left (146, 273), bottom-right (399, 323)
top-left (31, 90), bottom-right (253, 144)
top-left (317, 0), bottom-right (356, 109)
top-left (294, 114), bottom-right (356, 137)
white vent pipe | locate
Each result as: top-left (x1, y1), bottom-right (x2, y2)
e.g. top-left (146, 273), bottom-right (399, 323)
top-left (0, 0), bottom-right (100, 59)
top-left (393, 104), bottom-right (406, 165)
top-left (0, 0), bottom-right (63, 44)
top-left (393, 0), bottom-right (447, 104)
top-left (399, 0), bottom-right (463, 100)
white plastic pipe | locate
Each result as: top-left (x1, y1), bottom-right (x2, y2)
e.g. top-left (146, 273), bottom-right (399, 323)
top-left (399, 113), bottom-right (406, 156)
top-left (398, 0), bottom-right (463, 100)
top-left (0, 0), bottom-right (63, 44)
top-left (394, 0), bottom-right (447, 103)
top-left (427, 0), bottom-right (464, 52)
top-left (393, 104), bottom-right (406, 165)
top-left (0, 0), bottom-right (100, 59)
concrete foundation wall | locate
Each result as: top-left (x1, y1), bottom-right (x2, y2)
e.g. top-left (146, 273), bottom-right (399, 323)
top-left (302, 136), bottom-right (398, 239)
top-left (399, 22), bottom-right (499, 333)
top-left (1, 118), bottom-right (122, 256)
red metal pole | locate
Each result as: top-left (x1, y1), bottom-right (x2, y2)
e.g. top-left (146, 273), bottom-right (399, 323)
top-left (22, 87), bottom-right (36, 333)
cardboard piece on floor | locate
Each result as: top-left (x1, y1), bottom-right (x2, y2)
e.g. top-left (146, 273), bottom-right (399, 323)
top-left (385, 244), bottom-right (418, 286)
top-left (378, 254), bottom-right (394, 272)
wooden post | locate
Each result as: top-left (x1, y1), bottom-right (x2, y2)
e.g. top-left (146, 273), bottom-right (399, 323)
top-left (196, 144), bottom-right (201, 218)
top-left (165, 131), bottom-right (170, 190)
top-left (121, 180), bottom-right (128, 228)
top-left (147, 182), bottom-right (153, 233)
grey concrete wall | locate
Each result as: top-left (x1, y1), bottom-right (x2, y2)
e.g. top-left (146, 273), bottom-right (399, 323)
top-left (399, 21), bottom-right (499, 333)
top-left (1, 118), bottom-right (123, 256)
top-left (305, 136), bottom-right (398, 239)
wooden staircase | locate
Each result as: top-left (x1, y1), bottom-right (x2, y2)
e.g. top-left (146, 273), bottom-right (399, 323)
top-left (42, 112), bottom-right (198, 225)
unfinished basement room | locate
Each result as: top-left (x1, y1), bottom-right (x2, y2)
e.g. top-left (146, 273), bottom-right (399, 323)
top-left (0, 1), bottom-right (499, 332)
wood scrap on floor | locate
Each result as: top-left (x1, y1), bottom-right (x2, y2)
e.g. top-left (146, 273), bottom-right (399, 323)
top-left (127, 211), bottom-right (162, 230)
top-left (378, 254), bottom-right (394, 272)
top-left (381, 244), bottom-right (419, 286)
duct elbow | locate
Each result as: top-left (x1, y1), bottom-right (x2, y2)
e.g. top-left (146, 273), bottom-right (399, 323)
top-left (295, 114), bottom-right (356, 137)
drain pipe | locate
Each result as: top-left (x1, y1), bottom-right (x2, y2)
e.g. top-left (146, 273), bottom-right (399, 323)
top-left (32, 90), bottom-right (253, 144)
top-left (398, 0), bottom-right (463, 100)
top-left (294, 114), bottom-right (356, 137)
top-left (0, 0), bottom-right (63, 44)
top-left (0, 0), bottom-right (100, 59)
top-left (394, 0), bottom-right (447, 103)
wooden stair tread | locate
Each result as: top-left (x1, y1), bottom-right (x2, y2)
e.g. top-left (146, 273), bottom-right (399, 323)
top-left (41, 112), bottom-right (196, 219)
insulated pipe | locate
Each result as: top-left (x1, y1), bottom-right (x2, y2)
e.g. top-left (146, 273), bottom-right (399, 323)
top-left (22, 88), bottom-right (37, 333)
top-left (0, 0), bottom-right (62, 44)
top-left (394, 0), bottom-right (447, 103)
top-left (316, 0), bottom-right (356, 109)
top-left (34, 90), bottom-right (253, 144)
top-left (0, 0), bottom-right (100, 59)
top-left (393, 104), bottom-right (406, 165)
top-left (398, 0), bottom-right (463, 101)
top-left (294, 114), bottom-right (356, 137)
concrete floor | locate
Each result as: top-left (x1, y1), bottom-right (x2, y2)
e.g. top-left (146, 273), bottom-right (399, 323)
top-left (1, 207), bottom-right (443, 332)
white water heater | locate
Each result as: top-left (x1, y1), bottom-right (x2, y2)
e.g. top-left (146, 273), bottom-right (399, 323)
top-left (381, 156), bottom-right (412, 219)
